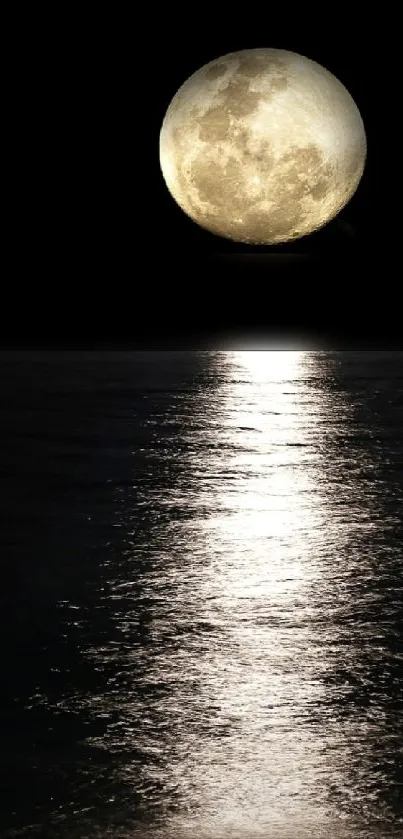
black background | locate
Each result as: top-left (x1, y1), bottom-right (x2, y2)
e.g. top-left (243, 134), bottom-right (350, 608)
top-left (7, 12), bottom-right (395, 349)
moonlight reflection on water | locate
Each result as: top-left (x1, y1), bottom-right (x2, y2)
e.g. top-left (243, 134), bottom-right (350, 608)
top-left (82, 351), bottom-right (401, 838)
top-left (1, 350), bottom-right (402, 838)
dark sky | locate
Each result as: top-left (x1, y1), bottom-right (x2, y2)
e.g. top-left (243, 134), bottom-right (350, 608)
top-left (9, 13), bottom-right (394, 350)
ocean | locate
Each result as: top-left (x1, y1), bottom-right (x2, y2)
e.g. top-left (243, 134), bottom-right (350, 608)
top-left (1, 350), bottom-right (402, 838)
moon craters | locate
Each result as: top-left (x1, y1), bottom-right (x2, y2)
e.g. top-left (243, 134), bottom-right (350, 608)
top-left (160, 48), bottom-right (367, 244)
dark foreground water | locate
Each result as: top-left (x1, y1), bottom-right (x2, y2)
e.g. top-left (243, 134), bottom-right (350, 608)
top-left (1, 350), bottom-right (403, 839)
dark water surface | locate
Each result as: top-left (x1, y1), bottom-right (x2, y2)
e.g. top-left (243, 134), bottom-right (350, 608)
top-left (1, 350), bottom-right (403, 838)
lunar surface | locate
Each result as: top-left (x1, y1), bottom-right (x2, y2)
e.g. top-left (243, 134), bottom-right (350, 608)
top-left (159, 49), bottom-right (366, 245)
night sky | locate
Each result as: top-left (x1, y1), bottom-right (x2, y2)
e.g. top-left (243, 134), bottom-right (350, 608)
top-left (9, 13), bottom-right (392, 350)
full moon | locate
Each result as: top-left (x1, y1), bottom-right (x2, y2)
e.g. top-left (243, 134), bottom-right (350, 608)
top-left (159, 49), bottom-right (366, 245)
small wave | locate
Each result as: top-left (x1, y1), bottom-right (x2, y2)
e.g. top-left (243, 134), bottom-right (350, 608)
top-left (237, 426), bottom-right (262, 432)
